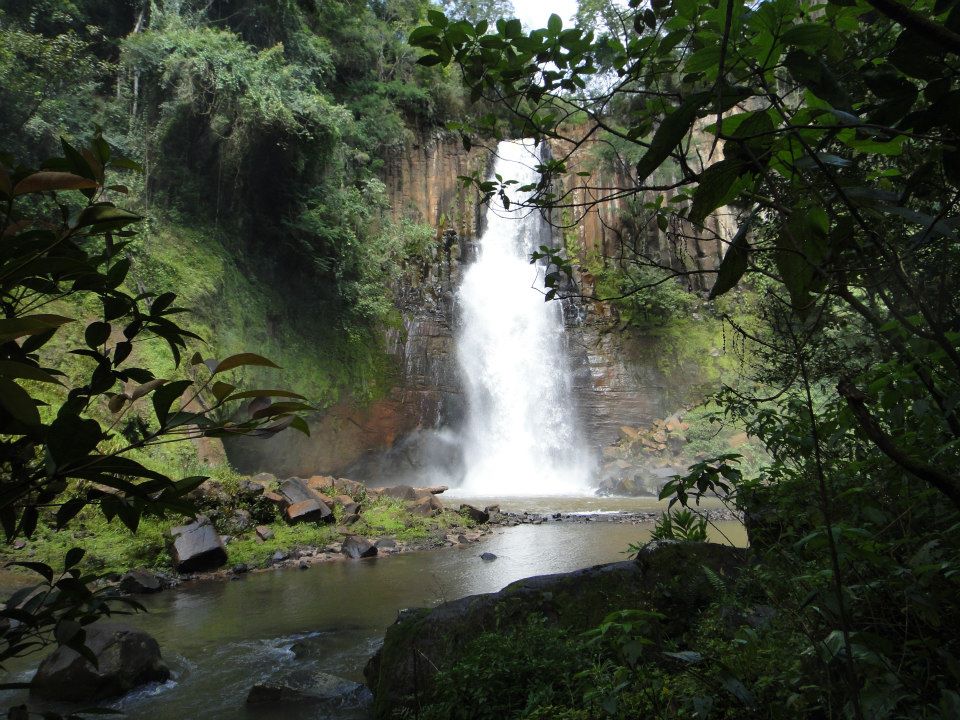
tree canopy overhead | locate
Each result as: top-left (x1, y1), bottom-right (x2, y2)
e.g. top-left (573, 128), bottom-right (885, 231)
top-left (410, 1), bottom-right (960, 716)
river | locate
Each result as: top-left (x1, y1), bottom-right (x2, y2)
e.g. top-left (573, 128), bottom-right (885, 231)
top-left (3, 518), bottom-right (745, 719)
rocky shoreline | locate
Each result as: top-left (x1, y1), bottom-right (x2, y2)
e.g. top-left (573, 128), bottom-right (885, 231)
top-left (107, 502), bottom-right (742, 590)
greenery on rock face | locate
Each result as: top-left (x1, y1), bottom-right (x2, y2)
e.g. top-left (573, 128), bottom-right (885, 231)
top-left (412, 0), bottom-right (960, 717)
top-left (0, 0), bottom-right (456, 405)
top-left (0, 133), bottom-right (311, 686)
top-left (0, 0), bottom-right (481, 692)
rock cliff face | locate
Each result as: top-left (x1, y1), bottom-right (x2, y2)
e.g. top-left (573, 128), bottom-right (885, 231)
top-left (225, 134), bottom-right (487, 479)
top-left (226, 131), bottom-right (733, 479)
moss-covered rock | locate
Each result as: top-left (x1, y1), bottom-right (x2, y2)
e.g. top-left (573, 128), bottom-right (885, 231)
top-left (364, 541), bottom-right (748, 718)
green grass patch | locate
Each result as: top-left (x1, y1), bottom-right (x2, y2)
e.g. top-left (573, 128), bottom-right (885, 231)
top-left (355, 498), bottom-right (466, 541)
top-left (226, 522), bottom-right (339, 568)
top-left (12, 509), bottom-right (179, 576)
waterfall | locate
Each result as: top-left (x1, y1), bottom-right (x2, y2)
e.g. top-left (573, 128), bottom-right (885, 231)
top-left (454, 140), bottom-right (591, 496)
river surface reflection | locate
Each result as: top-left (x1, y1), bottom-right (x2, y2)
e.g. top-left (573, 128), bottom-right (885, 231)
top-left (3, 520), bottom-right (745, 719)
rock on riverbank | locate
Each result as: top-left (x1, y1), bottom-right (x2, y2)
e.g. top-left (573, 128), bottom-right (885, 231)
top-left (364, 541), bottom-right (748, 718)
top-left (31, 624), bottom-right (170, 702)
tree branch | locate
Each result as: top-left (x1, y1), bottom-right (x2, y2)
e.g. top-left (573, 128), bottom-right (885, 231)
top-left (837, 378), bottom-right (960, 511)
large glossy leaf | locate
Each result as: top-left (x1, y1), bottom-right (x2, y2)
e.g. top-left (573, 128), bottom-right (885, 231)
top-left (774, 206), bottom-right (829, 317)
top-left (0, 315), bottom-right (73, 343)
top-left (0, 361), bottom-right (62, 385)
top-left (213, 353), bottom-right (280, 374)
top-left (0, 379), bottom-right (41, 427)
top-left (13, 172), bottom-right (98, 196)
top-left (708, 219), bottom-right (752, 300)
top-left (46, 417), bottom-right (102, 466)
top-left (635, 92), bottom-right (710, 182)
top-left (73, 205), bottom-right (142, 231)
top-left (152, 379), bottom-right (193, 425)
top-left (689, 159), bottom-right (745, 224)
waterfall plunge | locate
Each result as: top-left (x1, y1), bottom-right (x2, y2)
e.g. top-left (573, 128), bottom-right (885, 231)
top-left (455, 140), bottom-right (591, 496)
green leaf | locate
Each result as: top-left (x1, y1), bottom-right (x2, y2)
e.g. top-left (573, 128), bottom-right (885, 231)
top-left (211, 381), bottom-right (235, 402)
top-left (685, 45), bottom-right (721, 73)
top-left (427, 9), bottom-right (448, 28)
top-left (775, 206), bottom-right (829, 317)
top-left (708, 219), bottom-right (752, 299)
top-left (84, 321), bottom-right (111, 349)
top-left (228, 388), bottom-right (306, 400)
top-left (409, 25), bottom-right (441, 45)
top-left (46, 417), bottom-right (101, 465)
top-left (12, 172), bottom-right (98, 196)
top-left (0, 315), bottom-right (73, 343)
top-left (74, 205), bottom-right (142, 232)
top-left (635, 93), bottom-right (709, 182)
top-left (547, 13), bottom-right (562, 34)
top-left (290, 415), bottom-right (311, 436)
top-left (64, 547), bottom-right (85, 569)
top-left (213, 353), bottom-right (280, 374)
top-left (8, 561), bottom-right (53, 582)
top-left (689, 159), bottom-right (745, 224)
top-left (152, 379), bottom-right (192, 425)
top-left (56, 498), bottom-right (87, 528)
top-left (781, 23), bottom-right (836, 50)
top-left (0, 361), bottom-right (62, 385)
top-left (0, 379), bottom-right (41, 427)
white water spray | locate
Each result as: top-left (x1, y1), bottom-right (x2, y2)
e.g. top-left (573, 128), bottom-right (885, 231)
top-left (454, 140), bottom-right (591, 496)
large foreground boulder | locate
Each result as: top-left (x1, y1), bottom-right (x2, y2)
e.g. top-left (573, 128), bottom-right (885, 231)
top-left (364, 542), bottom-right (747, 718)
top-left (170, 516), bottom-right (227, 572)
top-left (31, 624), bottom-right (170, 702)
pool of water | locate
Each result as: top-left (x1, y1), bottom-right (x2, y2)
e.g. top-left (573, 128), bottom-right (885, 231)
top-left (2, 519), bottom-right (745, 718)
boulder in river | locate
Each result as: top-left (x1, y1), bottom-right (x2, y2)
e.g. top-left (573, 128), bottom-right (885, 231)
top-left (341, 535), bottom-right (378, 559)
top-left (170, 516), bottom-right (227, 573)
top-left (480, 552), bottom-right (497, 561)
top-left (458, 504), bottom-right (489, 524)
top-left (31, 623), bottom-right (170, 702)
top-left (118, 569), bottom-right (163, 594)
top-left (247, 669), bottom-right (371, 709)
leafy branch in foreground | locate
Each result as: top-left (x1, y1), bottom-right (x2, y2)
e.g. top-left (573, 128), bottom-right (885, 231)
top-left (0, 131), bottom-right (311, 668)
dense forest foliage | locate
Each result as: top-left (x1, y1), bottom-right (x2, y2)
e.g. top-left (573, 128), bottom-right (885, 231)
top-left (407, 0), bottom-right (960, 718)
top-left (0, 0), bottom-right (471, 406)
top-left (2, 0), bottom-right (960, 719)
top-left (0, 0), bottom-right (478, 687)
